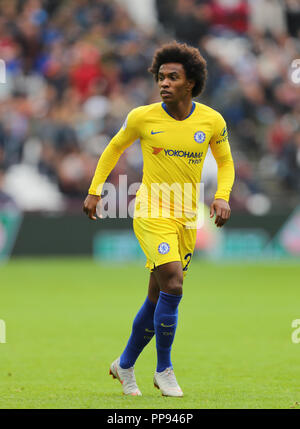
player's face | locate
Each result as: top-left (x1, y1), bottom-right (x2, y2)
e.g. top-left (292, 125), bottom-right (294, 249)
top-left (158, 63), bottom-right (194, 103)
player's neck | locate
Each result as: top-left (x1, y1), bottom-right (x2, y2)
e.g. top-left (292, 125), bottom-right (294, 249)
top-left (163, 98), bottom-right (194, 121)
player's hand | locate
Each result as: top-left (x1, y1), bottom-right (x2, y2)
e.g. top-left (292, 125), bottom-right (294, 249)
top-left (83, 194), bottom-right (101, 220)
top-left (210, 199), bottom-right (231, 228)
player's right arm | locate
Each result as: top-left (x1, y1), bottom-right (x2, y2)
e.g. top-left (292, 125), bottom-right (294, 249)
top-left (83, 109), bottom-right (140, 220)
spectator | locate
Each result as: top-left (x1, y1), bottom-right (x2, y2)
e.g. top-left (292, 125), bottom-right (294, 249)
top-left (0, 164), bottom-right (19, 210)
top-left (171, 0), bottom-right (211, 45)
top-left (285, 0), bottom-right (300, 38)
top-left (209, 0), bottom-right (249, 35)
top-left (278, 130), bottom-right (300, 191)
top-left (249, 0), bottom-right (287, 38)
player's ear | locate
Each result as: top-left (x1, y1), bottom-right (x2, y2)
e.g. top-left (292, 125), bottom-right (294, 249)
top-left (187, 79), bottom-right (195, 94)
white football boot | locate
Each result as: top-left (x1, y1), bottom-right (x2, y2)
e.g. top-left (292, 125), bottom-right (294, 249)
top-left (109, 357), bottom-right (142, 396)
top-left (153, 367), bottom-right (183, 397)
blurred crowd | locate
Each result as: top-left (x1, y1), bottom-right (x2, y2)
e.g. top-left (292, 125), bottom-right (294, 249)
top-left (0, 0), bottom-right (299, 213)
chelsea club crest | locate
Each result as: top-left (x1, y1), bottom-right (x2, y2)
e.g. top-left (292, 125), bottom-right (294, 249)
top-left (158, 242), bottom-right (170, 255)
top-left (194, 131), bottom-right (206, 143)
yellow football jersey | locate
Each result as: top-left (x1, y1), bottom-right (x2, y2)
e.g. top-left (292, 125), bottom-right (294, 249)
top-left (89, 101), bottom-right (234, 225)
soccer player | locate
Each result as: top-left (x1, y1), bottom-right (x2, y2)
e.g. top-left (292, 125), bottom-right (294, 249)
top-left (83, 42), bottom-right (235, 397)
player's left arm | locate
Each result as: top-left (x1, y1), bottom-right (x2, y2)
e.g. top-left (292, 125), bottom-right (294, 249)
top-left (209, 114), bottom-right (235, 228)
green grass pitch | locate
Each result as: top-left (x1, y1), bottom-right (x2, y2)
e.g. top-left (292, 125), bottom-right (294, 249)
top-left (0, 257), bottom-right (300, 409)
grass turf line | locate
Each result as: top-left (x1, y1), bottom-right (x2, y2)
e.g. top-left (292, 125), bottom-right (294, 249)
top-left (0, 258), bottom-right (300, 409)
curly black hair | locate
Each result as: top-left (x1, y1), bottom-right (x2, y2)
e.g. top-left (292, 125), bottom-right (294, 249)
top-left (148, 41), bottom-right (207, 98)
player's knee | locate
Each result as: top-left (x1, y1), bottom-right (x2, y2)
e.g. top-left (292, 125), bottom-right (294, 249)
top-left (155, 261), bottom-right (183, 295)
top-left (162, 274), bottom-right (183, 296)
top-left (164, 283), bottom-right (183, 296)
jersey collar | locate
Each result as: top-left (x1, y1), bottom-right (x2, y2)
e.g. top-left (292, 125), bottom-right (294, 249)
top-left (161, 101), bottom-right (196, 121)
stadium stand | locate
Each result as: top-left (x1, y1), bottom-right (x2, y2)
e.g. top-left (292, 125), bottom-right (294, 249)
top-left (0, 0), bottom-right (299, 213)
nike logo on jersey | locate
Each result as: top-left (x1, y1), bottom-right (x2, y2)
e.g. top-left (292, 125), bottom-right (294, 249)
top-left (151, 130), bottom-right (164, 135)
top-left (145, 328), bottom-right (155, 333)
top-left (161, 323), bottom-right (176, 328)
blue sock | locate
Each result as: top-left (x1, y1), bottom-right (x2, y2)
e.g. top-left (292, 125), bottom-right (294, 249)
top-left (120, 297), bottom-right (156, 369)
top-left (154, 291), bottom-right (182, 372)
